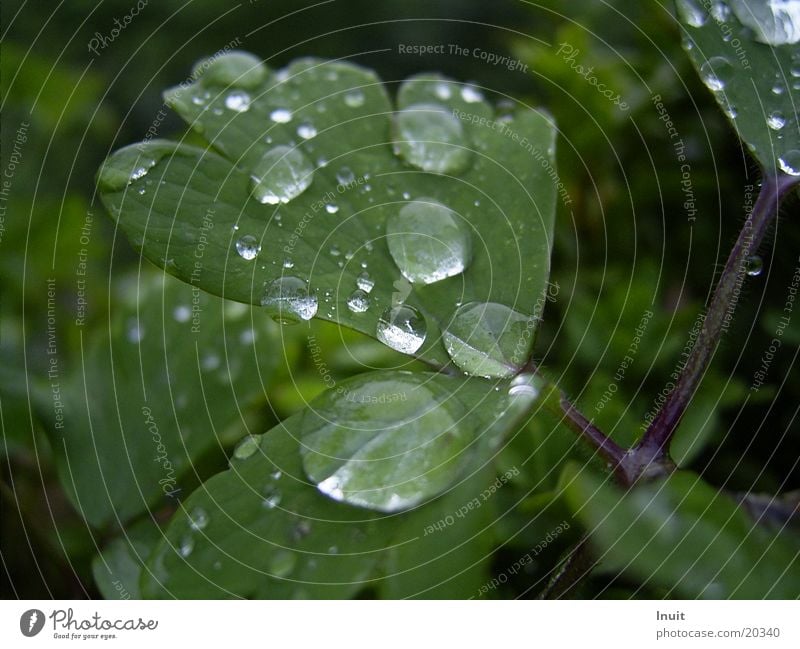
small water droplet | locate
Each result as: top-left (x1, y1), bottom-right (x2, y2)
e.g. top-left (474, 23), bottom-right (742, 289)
top-left (336, 166), bottom-right (355, 186)
top-left (376, 305), bottom-right (427, 353)
top-left (778, 149), bottom-right (800, 175)
top-left (224, 90), bottom-right (251, 112)
top-left (709, 0), bottom-right (730, 22)
top-left (325, 203), bottom-right (339, 214)
top-left (283, 257), bottom-right (295, 269)
top-left (127, 320), bottom-right (144, 343)
top-left (699, 56), bottom-right (733, 92)
top-left (386, 198), bottom-right (472, 284)
top-left (173, 305), bottom-right (191, 323)
top-left (179, 535), bottom-right (194, 558)
top-left (269, 550), bottom-right (297, 578)
top-left (189, 507), bottom-right (209, 531)
top-left (677, 0), bottom-right (709, 27)
top-left (233, 435), bottom-right (260, 460)
top-left (434, 82), bottom-right (452, 100)
top-left (261, 276), bottom-right (318, 323)
top-left (327, 545), bottom-right (339, 555)
top-left (772, 82), bottom-right (786, 95)
top-left (745, 255), bottom-right (763, 276)
top-left (270, 108), bottom-right (293, 123)
top-left (297, 120), bottom-right (317, 139)
top-left (202, 354), bottom-right (220, 370)
top-left (344, 89), bottom-right (365, 107)
top-left (250, 146), bottom-right (314, 205)
top-left (460, 84), bottom-right (484, 103)
top-left (767, 110), bottom-right (786, 130)
top-left (261, 484), bottom-right (282, 509)
top-left (291, 520), bottom-right (312, 541)
top-left (346, 289), bottom-right (370, 313)
top-left (356, 271), bottom-right (374, 293)
top-left (235, 234), bottom-right (261, 260)
top-left (393, 104), bottom-right (471, 174)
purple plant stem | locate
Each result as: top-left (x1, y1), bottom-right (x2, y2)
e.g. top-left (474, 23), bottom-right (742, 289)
top-left (638, 173), bottom-right (799, 462)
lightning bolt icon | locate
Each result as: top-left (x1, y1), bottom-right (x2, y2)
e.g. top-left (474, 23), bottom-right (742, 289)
top-left (28, 611), bottom-right (38, 632)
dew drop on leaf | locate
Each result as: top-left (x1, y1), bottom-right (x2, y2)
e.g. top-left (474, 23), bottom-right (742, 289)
top-left (261, 484), bottom-right (282, 509)
top-left (346, 289), bottom-right (370, 313)
top-left (235, 234), bottom-right (261, 260)
top-left (386, 198), bottom-right (472, 284)
top-left (336, 166), bottom-right (355, 186)
top-left (224, 90), bottom-right (251, 112)
top-left (343, 89), bottom-right (365, 107)
top-left (261, 276), bottom-right (318, 323)
top-left (729, 0), bottom-right (800, 45)
top-left (269, 108), bottom-right (293, 123)
top-left (699, 56), bottom-right (733, 92)
top-left (676, 0), bottom-right (709, 27)
top-left (376, 305), bottom-right (427, 353)
top-left (778, 149), bottom-right (800, 175)
top-left (189, 507), bottom-right (209, 531)
top-left (296, 120), bottom-right (317, 139)
top-left (173, 305), bottom-right (191, 322)
top-left (767, 110), bottom-right (786, 130)
top-left (269, 550), bottom-right (297, 578)
top-left (745, 255), bottom-right (764, 277)
top-left (179, 535), bottom-right (195, 558)
top-left (392, 103), bottom-right (472, 174)
top-left (356, 271), bottom-right (374, 293)
top-left (250, 145), bottom-right (314, 205)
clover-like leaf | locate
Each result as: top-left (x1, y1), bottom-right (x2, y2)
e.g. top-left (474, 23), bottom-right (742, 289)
top-left (675, 0), bottom-right (800, 175)
top-left (40, 270), bottom-right (281, 528)
top-left (97, 55), bottom-right (557, 373)
top-left (562, 464), bottom-right (800, 598)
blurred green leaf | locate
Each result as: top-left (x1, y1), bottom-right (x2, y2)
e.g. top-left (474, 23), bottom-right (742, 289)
top-left (563, 463), bottom-right (800, 598)
top-left (92, 519), bottom-right (162, 600)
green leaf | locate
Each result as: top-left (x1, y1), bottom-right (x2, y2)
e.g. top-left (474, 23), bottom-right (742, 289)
top-left (92, 519), bottom-right (162, 600)
top-left (142, 371), bottom-right (540, 598)
top-left (97, 55), bottom-right (557, 371)
top-left (675, 0), bottom-right (800, 175)
top-left (41, 270), bottom-right (281, 528)
top-left (563, 463), bottom-right (800, 598)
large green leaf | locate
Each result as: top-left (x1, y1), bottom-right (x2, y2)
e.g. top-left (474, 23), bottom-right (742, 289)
top-left (39, 270), bottom-right (281, 529)
top-left (563, 464), bottom-right (800, 598)
top-left (141, 371), bottom-right (541, 598)
top-left (97, 55), bottom-right (557, 371)
top-left (675, 0), bottom-right (800, 175)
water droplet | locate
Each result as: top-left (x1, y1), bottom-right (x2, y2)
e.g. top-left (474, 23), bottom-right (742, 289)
top-left (330, 245), bottom-right (341, 257)
top-left (173, 305), bottom-right (191, 322)
top-left (179, 535), bottom-right (194, 558)
top-left (356, 271), bottom-right (374, 293)
top-left (772, 82), bottom-right (786, 95)
top-left (233, 435), bottom-right (260, 460)
top-left (386, 198), bottom-right (472, 284)
top-left (98, 142), bottom-right (175, 192)
top-left (269, 550), bottom-right (297, 578)
top-left (189, 507), bottom-right (209, 531)
top-left (778, 149), bottom-right (800, 175)
top-left (344, 89), bottom-right (365, 107)
top-left (745, 255), bottom-right (763, 276)
top-left (508, 373), bottom-right (542, 400)
top-left (297, 120), bottom-right (317, 139)
top-left (202, 354), bottom-right (220, 370)
top-left (325, 203), bottom-right (339, 214)
top-left (250, 146), bottom-right (314, 204)
top-left (127, 319), bottom-right (144, 343)
top-left (224, 90), bottom-right (251, 112)
top-left (346, 289), bottom-right (370, 313)
top-left (261, 485), bottom-right (282, 509)
top-left (729, 0), bottom-right (800, 45)
top-left (283, 257), bottom-right (294, 269)
top-left (709, 0), bottom-right (731, 22)
top-left (261, 276), bottom-right (318, 323)
top-left (443, 302), bottom-right (533, 378)
top-left (235, 234), bottom-right (261, 260)
top-left (699, 56), bottom-right (733, 92)
top-left (270, 108), bottom-right (293, 123)
top-left (393, 104), bottom-right (472, 174)
top-left (434, 82), bottom-right (452, 100)
top-left (376, 305), bottom-right (427, 353)
top-left (767, 110), bottom-right (786, 130)
top-left (676, 0), bottom-right (709, 27)
top-left (460, 84), bottom-right (484, 103)
top-left (327, 545), bottom-right (339, 555)
top-left (336, 166), bottom-right (355, 186)
top-left (240, 328), bottom-right (256, 344)
top-left (291, 520), bottom-right (312, 541)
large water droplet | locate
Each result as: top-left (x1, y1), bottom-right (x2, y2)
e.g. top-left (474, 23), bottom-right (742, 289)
top-left (746, 255), bottom-right (764, 276)
top-left (676, 0), bottom-right (709, 27)
top-left (250, 146), bottom-right (314, 204)
top-left (235, 234), bottom-right (261, 260)
top-left (709, 0), bottom-right (731, 21)
top-left (778, 149), bottom-right (800, 175)
top-left (508, 373), bottom-right (543, 400)
top-left (729, 0), bottom-right (800, 45)
top-left (224, 90), bottom-right (251, 112)
top-left (193, 51), bottom-right (267, 89)
top-left (346, 289), bottom-right (370, 313)
top-left (233, 435), bottom-right (260, 460)
top-left (189, 507), bottom-right (209, 531)
top-left (269, 550), bottom-right (297, 578)
top-left (699, 56), bottom-right (733, 92)
top-left (443, 302), bottom-right (533, 378)
top-left (261, 276), bottom-right (318, 323)
top-left (386, 198), bottom-right (472, 284)
top-left (393, 103), bottom-right (472, 174)
top-left (376, 305), bottom-right (427, 354)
